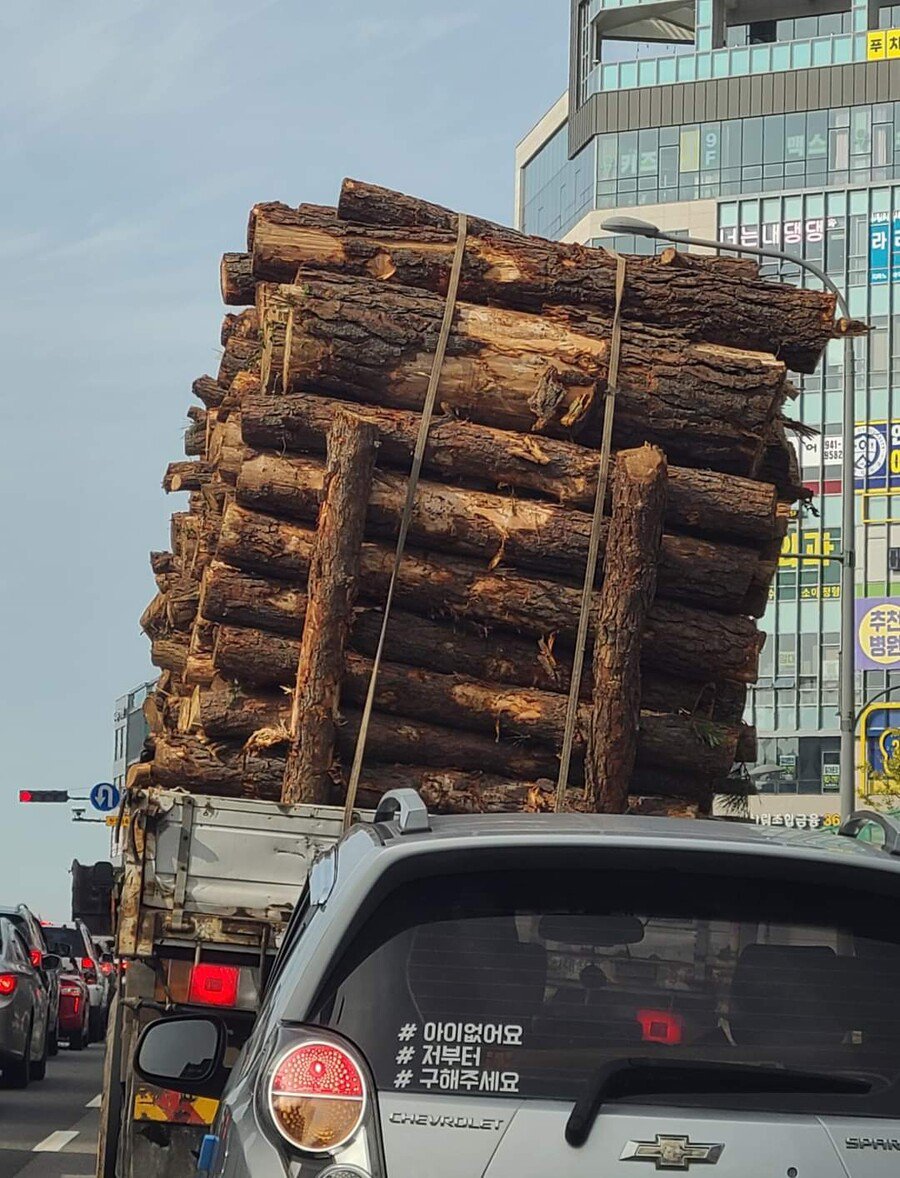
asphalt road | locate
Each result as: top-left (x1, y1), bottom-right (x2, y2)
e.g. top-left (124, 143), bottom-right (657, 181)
top-left (0, 1043), bottom-right (103, 1178)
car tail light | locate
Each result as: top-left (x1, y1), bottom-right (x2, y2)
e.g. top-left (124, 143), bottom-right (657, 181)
top-left (0, 974), bottom-right (17, 995)
top-left (188, 963), bottom-right (240, 1008)
top-left (61, 984), bottom-right (82, 997)
top-left (636, 1008), bottom-right (684, 1046)
top-left (100, 962), bottom-right (114, 976)
top-left (268, 1041), bottom-right (366, 1153)
top-left (29, 948), bottom-right (43, 969)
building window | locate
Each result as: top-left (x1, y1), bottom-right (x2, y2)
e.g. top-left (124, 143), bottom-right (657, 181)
top-left (577, 1), bottom-right (592, 107)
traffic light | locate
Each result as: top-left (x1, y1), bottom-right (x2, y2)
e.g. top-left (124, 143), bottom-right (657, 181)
top-left (19, 790), bottom-right (69, 803)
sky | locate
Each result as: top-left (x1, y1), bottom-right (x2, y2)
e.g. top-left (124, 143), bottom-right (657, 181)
top-left (0, 1), bottom-right (568, 915)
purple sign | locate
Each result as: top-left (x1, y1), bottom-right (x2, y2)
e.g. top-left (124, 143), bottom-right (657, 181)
top-left (856, 597), bottom-right (900, 670)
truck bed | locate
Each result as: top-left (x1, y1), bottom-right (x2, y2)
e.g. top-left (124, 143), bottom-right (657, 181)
top-left (117, 789), bottom-right (358, 956)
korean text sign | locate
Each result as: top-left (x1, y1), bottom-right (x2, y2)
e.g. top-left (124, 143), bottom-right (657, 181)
top-left (856, 598), bottom-right (900, 670)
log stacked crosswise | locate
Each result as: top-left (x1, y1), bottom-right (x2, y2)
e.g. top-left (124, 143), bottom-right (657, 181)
top-left (139, 177), bottom-right (852, 817)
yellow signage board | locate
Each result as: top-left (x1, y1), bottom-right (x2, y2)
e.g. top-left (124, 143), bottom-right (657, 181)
top-left (869, 29), bottom-right (900, 60)
top-left (106, 813), bottom-right (130, 827)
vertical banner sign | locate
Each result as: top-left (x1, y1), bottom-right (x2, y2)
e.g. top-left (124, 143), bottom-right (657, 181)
top-left (870, 213), bottom-right (900, 284)
top-left (856, 598), bottom-right (900, 670)
top-left (871, 214), bottom-right (890, 285)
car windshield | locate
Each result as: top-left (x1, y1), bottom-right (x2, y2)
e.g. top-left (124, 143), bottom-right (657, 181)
top-left (309, 866), bottom-right (900, 1113)
top-left (45, 927), bottom-right (84, 958)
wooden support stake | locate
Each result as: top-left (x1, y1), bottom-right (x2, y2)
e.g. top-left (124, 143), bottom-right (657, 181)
top-left (588, 445), bottom-right (668, 813)
top-left (281, 411), bottom-right (377, 803)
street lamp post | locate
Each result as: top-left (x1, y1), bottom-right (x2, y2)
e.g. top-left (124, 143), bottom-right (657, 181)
top-left (601, 216), bottom-right (857, 819)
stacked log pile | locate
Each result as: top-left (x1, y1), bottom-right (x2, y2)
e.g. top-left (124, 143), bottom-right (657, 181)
top-left (140, 178), bottom-right (857, 817)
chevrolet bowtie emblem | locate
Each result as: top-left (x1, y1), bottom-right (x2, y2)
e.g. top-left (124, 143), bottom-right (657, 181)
top-left (621, 1135), bottom-right (724, 1170)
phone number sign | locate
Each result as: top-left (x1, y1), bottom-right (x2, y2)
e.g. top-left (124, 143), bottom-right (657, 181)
top-left (855, 422), bottom-right (900, 491)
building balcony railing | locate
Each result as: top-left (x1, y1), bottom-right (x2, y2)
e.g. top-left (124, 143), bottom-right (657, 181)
top-left (586, 31), bottom-right (869, 97)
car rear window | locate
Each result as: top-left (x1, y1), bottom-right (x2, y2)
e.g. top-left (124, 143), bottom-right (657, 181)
top-left (309, 867), bottom-right (900, 1110)
top-left (45, 927), bottom-right (85, 958)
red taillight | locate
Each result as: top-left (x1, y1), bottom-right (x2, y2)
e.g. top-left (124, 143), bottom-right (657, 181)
top-left (268, 1041), bottom-right (366, 1153)
top-left (29, 949), bottom-right (43, 969)
top-left (636, 1008), bottom-right (684, 1046)
top-left (100, 962), bottom-right (114, 975)
top-left (188, 963), bottom-right (239, 1008)
top-left (81, 957), bottom-right (93, 971)
top-left (0, 974), bottom-right (18, 995)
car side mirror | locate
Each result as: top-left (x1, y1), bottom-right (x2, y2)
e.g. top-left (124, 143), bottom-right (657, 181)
top-left (41, 954), bottom-right (61, 972)
top-left (135, 1015), bottom-right (228, 1098)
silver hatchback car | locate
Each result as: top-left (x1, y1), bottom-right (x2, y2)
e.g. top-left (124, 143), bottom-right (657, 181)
top-left (136, 795), bottom-right (900, 1177)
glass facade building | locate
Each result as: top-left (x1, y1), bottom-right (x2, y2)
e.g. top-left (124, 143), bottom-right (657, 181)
top-left (516, 0), bottom-right (900, 811)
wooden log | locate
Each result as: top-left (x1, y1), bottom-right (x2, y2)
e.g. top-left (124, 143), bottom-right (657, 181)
top-left (221, 252), bottom-right (255, 306)
top-left (588, 446), bottom-right (667, 813)
top-left (338, 764), bottom-right (717, 814)
top-left (184, 407), bottom-right (208, 457)
top-left (213, 621), bottom-right (748, 723)
top-left (236, 450), bottom-right (763, 613)
top-left (193, 374), bottom-right (225, 408)
top-left (217, 333), bottom-right (260, 390)
top-left (247, 195), bottom-right (840, 373)
top-left (265, 275), bottom-right (787, 474)
top-left (150, 734), bottom-right (285, 798)
top-left (150, 634), bottom-right (189, 675)
top-left (207, 413), bottom-right (243, 483)
top-left (242, 391), bottom-right (781, 545)
top-left (220, 308), bottom-right (258, 345)
top-left (283, 412), bottom-right (377, 804)
top-left (213, 505), bottom-right (764, 682)
top-left (163, 461), bottom-right (214, 494)
top-left (196, 652), bottom-right (742, 782)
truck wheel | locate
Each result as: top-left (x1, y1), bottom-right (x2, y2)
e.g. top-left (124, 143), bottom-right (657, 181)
top-left (5, 1021), bottom-right (32, 1088)
top-left (70, 1022), bottom-right (87, 1051)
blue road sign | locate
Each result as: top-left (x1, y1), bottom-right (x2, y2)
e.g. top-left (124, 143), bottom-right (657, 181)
top-left (90, 782), bottom-right (121, 813)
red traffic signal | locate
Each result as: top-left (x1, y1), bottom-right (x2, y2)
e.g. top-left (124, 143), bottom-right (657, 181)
top-left (19, 790), bottom-right (69, 803)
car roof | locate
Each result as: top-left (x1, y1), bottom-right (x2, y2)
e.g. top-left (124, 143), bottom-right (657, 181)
top-left (340, 802), bottom-right (900, 880)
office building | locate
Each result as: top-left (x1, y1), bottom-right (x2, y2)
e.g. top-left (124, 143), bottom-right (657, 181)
top-left (112, 680), bottom-right (155, 792)
top-left (515, 0), bottom-right (900, 814)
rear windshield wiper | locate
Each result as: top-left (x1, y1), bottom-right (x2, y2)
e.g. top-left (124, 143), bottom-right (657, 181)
top-left (565, 1057), bottom-right (872, 1147)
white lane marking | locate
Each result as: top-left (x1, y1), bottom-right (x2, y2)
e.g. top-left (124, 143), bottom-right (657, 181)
top-left (33, 1131), bottom-right (79, 1153)
top-left (86, 1094), bottom-right (102, 1108)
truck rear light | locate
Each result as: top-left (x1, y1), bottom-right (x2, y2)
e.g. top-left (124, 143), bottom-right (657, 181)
top-left (268, 1041), bottom-right (366, 1153)
top-left (0, 974), bottom-right (18, 995)
top-left (188, 963), bottom-right (240, 1008)
top-left (636, 1008), bottom-right (684, 1046)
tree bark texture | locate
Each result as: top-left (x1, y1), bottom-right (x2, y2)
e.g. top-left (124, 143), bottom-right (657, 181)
top-left (184, 407), bottom-right (208, 456)
top-left (241, 391), bottom-right (780, 545)
top-left (248, 195), bottom-right (842, 373)
top-left (588, 446), bottom-right (667, 813)
top-left (212, 506), bottom-right (764, 683)
top-left (221, 309), bottom-right (258, 345)
top-left (236, 450), bottom-right (763, 613)
top-left (217, 333), bottom-right (260, 391)
top-left (263, 276), bottom-right (788, 475)
top-left (282, 412), bottom-right (377, 804)
top-left (220, 252), bottom-right (255, 305)
top-left (163, 461), bottom-right (214, 493)
top-left (193, 374), bottom-right (226, 408)
top-left (211, 621), bottom-right (747, 723)
top-left (192, 654), bottom-right (744, 783)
